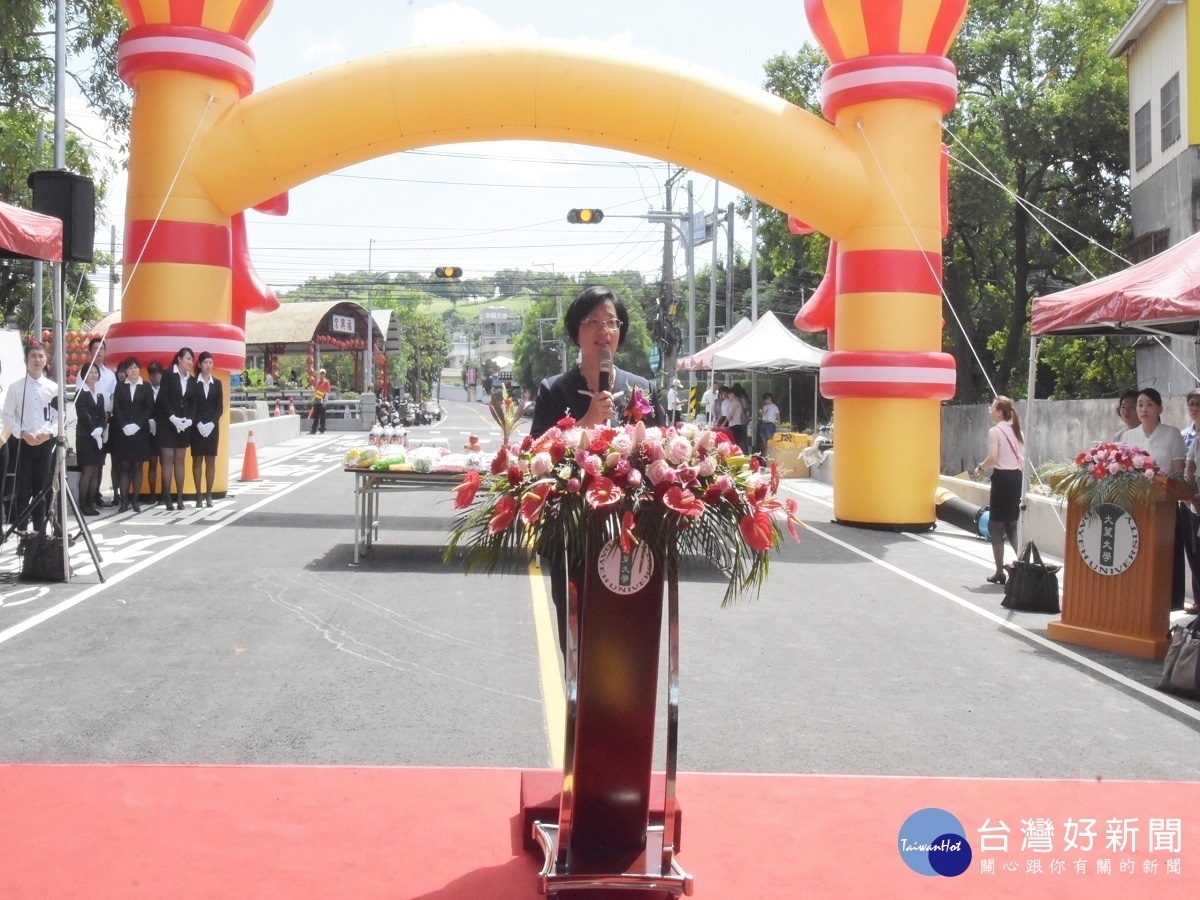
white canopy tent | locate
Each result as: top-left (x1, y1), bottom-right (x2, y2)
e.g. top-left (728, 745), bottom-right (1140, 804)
top-left (676, 312), bottom-right (827, 433)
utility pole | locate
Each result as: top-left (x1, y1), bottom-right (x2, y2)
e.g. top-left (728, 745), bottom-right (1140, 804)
top-left (726, 201), bottom-right (735, 332)
top-left (661, 166), bottom-right (686, 389)
top-left (709, 184), bottom-right (719, 348)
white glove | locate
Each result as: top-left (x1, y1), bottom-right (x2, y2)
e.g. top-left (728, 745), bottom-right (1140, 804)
top-left (148, 419), bottom-right (157, 437)
top-left (197, 421), bottom-right (214, 438)
top-left (122, 423), bottom-right (140, 436)
top-left (182, 418), bottom-right (193, 430)
top-left (91, 427), bottom-right (104, 449)
top-left (169, 415), bottom-right (186, 432)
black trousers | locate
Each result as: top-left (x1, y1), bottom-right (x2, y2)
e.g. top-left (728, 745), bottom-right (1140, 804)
top-left (13, 440), bottom-right (54, 533)
top-left (310, 400), bottom-right (327, 434)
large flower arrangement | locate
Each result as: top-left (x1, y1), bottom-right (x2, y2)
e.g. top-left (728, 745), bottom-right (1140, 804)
top-left (444, 389), bottom-right (801, 604)
top-left (1040, 441), bottom-right (1172, 511)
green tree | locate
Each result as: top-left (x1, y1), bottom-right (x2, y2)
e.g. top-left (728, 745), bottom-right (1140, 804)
top-left (394, 307), bottom-right (449, 403)
top-left (945, 0), bottom-right (1137, 399)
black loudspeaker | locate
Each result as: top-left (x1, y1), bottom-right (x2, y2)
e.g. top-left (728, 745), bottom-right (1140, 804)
top-left (28, 169), bottom-right (95, 264)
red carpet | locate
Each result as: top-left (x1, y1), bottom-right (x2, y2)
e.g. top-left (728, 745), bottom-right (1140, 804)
top-left (1, 765), bottom-right (1196, 898)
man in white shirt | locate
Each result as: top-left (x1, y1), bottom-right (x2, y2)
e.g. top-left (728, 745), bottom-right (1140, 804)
top-left (88, 337), bottom-right (116, 507)
top-left (666, 379), bottom-right (684, 426)
top-left (701, 380), bottom-right (718, 425)
top-left (2, 342), bottom-right (59, 534)
top-left (758, 392), bottom-right (781, 451)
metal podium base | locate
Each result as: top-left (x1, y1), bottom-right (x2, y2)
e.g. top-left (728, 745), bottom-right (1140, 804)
top-left (532, 822), bottom-right (693, 897)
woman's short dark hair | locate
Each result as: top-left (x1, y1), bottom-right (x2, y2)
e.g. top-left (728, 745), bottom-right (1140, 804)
top-left (1138, 387), bottom-right (1163, 408)
top-left (80, 361), bottom-right (93, 380)
top-left (147, 360), bottom-right (164, 376)
top-left (563, 285), bottom-right (629, 347)
top-left (120, 356), bottom-right (141, 372)
top-left (172, 346), bottom-right (194, 369)
top-left (196, 351), bottom-right (214, 367)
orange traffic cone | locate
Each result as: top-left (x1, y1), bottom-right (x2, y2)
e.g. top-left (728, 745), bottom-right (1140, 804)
top-left (273, 398), bottom-right (281, 417)
top-left (287, 396), bottom-right (296, 416)
top-left (240, 430), bottom-right (261, 482)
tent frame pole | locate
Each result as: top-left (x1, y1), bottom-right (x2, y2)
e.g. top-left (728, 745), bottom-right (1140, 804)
top-left (1018, 335), bottom-right (1039, 551)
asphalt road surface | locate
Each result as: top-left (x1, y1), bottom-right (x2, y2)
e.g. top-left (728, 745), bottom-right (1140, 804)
top-left (2, 395), bottom-right (1198, 783)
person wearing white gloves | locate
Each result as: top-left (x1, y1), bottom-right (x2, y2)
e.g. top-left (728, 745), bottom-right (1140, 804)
top-left (111, 357), bottom-right (155, 513)
top-left (74, 362), bottom-right (107, 516)
top-left (155, 347), bottom-right (195, 511)
top-left (189, 351), bottom-right (223, 509)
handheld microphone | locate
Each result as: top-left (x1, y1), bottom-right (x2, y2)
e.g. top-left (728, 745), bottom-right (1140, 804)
top-left (598, 348), bottom-right (613, 394)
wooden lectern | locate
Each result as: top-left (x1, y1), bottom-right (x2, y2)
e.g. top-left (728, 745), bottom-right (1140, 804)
top-left (1048, 478), bottom-right (1191, 660)
top-left (526, 523), bottom-right (692, 897)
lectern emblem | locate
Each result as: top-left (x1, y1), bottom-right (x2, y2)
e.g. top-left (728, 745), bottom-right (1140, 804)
top-left (1076, 503), bottom-right (1139, 576)
top-left (597, 540), bottom-right (654, 596)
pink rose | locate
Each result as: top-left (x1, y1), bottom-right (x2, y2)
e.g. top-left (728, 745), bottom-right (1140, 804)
top-left (667, 435), bottom-right (692, 465)
top-left (647, 459), bottom-right (677, 486)
top-left (530, 451), bottom-right (553, 478)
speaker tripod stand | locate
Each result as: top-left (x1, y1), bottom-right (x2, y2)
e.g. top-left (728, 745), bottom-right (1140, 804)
top-left (8, 437), bottom-right (105, 583)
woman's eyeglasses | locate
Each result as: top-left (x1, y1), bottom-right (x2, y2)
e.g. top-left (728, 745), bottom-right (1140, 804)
top-left (581, 317), bottom-right (621, 332)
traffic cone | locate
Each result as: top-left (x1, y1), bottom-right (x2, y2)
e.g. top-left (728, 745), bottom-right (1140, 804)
top-left (287, 396), bottom-right (296, 416)
top-left (240, 430), bottom-right (261, 482)
top-left (273, 398), bottom-right (281, 417)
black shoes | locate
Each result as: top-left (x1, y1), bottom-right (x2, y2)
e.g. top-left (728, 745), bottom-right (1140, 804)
top-left (987, 573), bottom-right (1006, 585)
top-left (80, 505), bottom-right (99, 516)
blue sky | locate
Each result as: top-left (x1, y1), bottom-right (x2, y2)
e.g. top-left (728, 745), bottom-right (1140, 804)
top-left (88, 1), bottom-right (815, 300)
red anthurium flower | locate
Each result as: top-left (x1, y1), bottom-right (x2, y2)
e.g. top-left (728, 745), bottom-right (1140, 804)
top-left (739, 510), bottom-right (774, 552)
top-left (585, 476), bottom-right (623, 509)
top-left (556, 414), bottom-right (576, 429)
top-left (520, 483), bottom-right (553, 526)
top-left (664, 485), bottom-right (705, 517)
top-left (453, 470), bottom-right (481, 509)
top-left (620, 510), bottom-right (639, 554)
top-left (490, 447), bottom-right (508, 475)
top-left (488, 495), bottom-right (518, 534)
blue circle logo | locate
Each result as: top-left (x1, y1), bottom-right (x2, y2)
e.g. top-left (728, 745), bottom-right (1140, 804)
top-left (898, 808), bottom-right (972, 877)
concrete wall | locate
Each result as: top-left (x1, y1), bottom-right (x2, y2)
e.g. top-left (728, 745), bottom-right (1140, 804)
top-left (940, 395), bottom-right (1193, 475)
top-left (228, 415), bottom-right (301, 456)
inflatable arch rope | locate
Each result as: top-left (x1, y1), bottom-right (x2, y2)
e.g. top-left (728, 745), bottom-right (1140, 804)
top-left (112, 0), bottom-right (965, 524)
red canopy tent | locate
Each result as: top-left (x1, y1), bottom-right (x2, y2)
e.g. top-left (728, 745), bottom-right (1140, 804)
top-left (1032, 230), bottom-right (1200, 338)
top-left (0, 200), bottom-right (63, 263)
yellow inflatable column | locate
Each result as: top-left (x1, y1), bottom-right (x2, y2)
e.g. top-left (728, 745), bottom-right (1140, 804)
top-left (798, 0), bottom-right (966, 527)
top-left (113, 0), bottom-right (276, 495)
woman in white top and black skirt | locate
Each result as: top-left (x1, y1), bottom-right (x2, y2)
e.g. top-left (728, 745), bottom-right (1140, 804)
top-left (975, 396), bottom-right (1025, 586)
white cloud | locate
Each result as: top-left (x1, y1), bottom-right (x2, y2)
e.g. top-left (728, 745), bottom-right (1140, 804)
top-left (411, 3), bottom-right (537, 45)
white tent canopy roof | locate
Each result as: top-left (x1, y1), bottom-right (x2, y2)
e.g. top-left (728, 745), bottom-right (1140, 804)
top-left (678, 313), bottom-right (825, 373)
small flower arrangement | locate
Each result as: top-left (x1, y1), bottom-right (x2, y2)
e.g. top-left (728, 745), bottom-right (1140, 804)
top-left (445, 388), bottom-right (801, 604)
top-left (1040, 441), bottom-right (1170, 512)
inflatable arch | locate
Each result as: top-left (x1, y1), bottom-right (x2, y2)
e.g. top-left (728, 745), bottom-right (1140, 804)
top-left (111, 0), bottom-right (965, 525)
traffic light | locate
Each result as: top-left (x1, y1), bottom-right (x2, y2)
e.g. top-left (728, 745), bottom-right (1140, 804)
top-left (433, 266), bottom-right (463, 278)
top-left (567, 208), bottom-right (604, 224)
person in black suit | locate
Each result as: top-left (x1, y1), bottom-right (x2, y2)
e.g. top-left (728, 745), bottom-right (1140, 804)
top-left (189, 351), bottom-right (223, 509)
top-left (529, 285), bottom-right (659, 655)
top-left (73, 362), bottom-right (106, 516)
top-left (156, 347), bottom-right (194, 510)
top-left (111, 357), bottom-right (155, 513)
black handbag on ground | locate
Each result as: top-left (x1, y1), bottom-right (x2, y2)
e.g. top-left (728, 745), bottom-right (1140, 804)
top-left (18, 532), bottom-right (67, 582)
top-left (1002, 541), bottom-right (1061, 613)
top-left (1157, 617), bottom-right (1200, 700)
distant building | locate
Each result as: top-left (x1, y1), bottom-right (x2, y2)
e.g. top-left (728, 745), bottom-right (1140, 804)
top-left (1109, 0), bottom-right (1200, 393)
